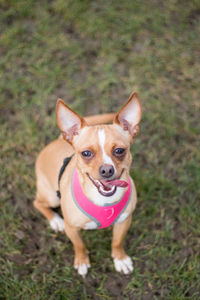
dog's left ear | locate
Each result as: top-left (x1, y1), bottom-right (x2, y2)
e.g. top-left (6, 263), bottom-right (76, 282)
top-left (56, 99), bottom-right (87, 143)
top-left (114, 92), bottom-right (142, 138)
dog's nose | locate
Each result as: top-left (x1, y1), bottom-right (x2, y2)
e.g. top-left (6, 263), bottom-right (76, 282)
top-left (99, 164), bottom-right (115, 179)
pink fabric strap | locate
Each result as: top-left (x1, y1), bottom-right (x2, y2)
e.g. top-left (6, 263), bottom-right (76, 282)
top-left (72, 169), bottom-right (132, 229)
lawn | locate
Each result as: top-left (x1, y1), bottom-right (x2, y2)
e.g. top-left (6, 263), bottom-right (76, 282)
top-left (0, 0), bottom-right (200, 299)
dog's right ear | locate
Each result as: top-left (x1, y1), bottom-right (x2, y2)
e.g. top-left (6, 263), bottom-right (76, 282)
top-left (56, 99), bottom-right (87, 143)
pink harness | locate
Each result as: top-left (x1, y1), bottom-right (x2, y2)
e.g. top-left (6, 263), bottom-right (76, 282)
top-left (71, 169), bottom-right (132, 229)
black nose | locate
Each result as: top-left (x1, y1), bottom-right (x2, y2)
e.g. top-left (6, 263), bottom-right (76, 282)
top-left (99, 164), bottom-right (114, 179)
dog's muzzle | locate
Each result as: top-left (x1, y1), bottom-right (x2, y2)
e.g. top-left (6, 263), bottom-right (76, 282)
top-left (87, 172), bottom-right (128, 197)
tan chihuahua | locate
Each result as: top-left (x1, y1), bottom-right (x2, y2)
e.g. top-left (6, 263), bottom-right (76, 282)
top-left (34, 91), bottom-right (142, 277)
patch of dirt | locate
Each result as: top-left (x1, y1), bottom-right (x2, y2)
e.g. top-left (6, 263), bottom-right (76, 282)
top-left (104, 274), bottom-right (130, 298)
top-left (0, 101), bottom-right (17, 125)
top-left (187, 8), bottom-right (200, 25)
top-left (11, 207), bottom-right (73, 278)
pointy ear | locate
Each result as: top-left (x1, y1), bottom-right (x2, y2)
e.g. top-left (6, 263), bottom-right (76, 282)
top-left (114, 92), bottom-right (142, 138)
top-left (56, 99), bottom-right (87, 143)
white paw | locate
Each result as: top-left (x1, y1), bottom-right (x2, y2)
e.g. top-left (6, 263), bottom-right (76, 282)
top-left (74, 263), bottom-right (91, 277)
top-left (113, 256), bottom-right (134, 274)
top-left (49, 213), bottom-right (65, 232)
top-left (84, 221), bottom-right (98, 230)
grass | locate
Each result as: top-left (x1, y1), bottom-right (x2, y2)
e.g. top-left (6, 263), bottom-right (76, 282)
top-left (0, 0), bottom-right (200, 299)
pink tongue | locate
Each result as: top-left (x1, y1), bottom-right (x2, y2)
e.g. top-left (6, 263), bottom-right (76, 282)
top-left (101, 179), bottom-right (128, 189)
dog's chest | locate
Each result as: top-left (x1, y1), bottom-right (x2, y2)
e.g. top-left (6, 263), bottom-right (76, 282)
top-left (71, 169), bottom-right (132, 229)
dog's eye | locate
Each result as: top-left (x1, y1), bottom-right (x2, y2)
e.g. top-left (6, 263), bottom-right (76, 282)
top-left (81, 150), bottom-right (93, 158)
top-left (113, 148), bottom-right (126, 157)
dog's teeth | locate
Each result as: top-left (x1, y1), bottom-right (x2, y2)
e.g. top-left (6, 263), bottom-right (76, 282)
top-left (97, 180), bottom-right (103, 188)
top-left (99, 185), bottom-right (115, 194)
top-left (88, 173), bottom-right (116, 195)
top-left (93, 179), bottom-right (102, 188)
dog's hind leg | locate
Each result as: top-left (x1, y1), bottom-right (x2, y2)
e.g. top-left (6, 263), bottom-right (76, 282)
top-left (33, 196), bottom-right (54, 221)
top-left (33, 172), bottom-right (65, 233)
top-left (34, 196), bottom-right (65, 232)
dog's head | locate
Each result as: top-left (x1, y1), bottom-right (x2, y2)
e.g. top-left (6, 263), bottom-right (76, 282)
top-left (56, 92), bottom-right (142, 198)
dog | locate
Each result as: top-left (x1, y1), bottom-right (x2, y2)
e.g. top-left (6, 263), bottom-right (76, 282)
top-left (34, 91), bottom-right (142, 276)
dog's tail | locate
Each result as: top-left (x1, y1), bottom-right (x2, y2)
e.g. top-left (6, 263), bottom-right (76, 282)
top-left (84, 113), bottom-right (115, 126)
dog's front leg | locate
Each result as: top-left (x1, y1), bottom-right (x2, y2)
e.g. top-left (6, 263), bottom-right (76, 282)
top-left (64, 223), bottom-right (90, 277)
top-left (111, 215), bottom-right (134, 274)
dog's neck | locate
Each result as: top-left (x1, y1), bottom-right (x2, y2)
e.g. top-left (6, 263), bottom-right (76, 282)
top-left (75, 168), bottom-right (129, 206)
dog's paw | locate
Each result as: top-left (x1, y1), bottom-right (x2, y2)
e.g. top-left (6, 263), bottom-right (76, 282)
top-left (49, 213), bottom-right (65, 232)
top-left (74, 255), bottom-right (90, 277)
top-left (113, 256), bottom-right (134, 274)
top-left (74, 263), bottom-right (91, 277)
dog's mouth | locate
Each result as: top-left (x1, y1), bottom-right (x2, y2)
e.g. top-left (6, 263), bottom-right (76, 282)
top-left (87, 171), bottom-right (128, 197)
